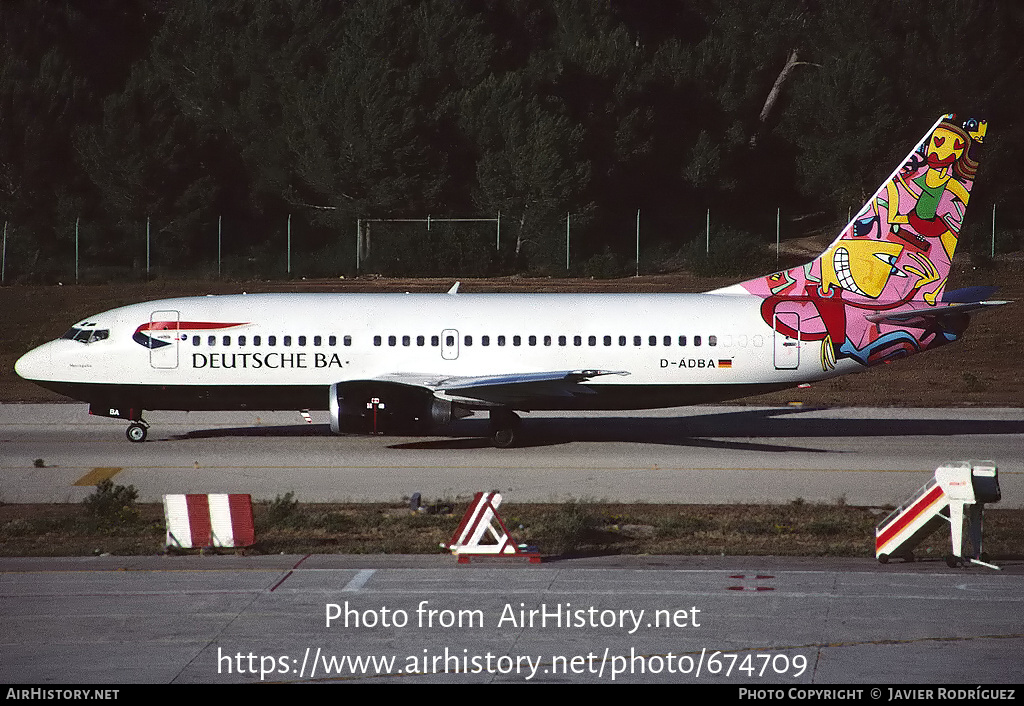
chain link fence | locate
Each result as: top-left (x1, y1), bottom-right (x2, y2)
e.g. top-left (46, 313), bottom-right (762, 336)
top-left (2, 201), bottom-right (1020, 284)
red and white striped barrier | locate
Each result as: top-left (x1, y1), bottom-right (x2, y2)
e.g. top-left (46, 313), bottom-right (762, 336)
top-left (163, 494), bottom-right (255, 548)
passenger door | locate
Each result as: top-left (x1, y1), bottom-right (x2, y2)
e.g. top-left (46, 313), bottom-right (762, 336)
top-left (773, 310), bottom-right (800, 370)
top-left (149, 310), bottom-right (180, 369)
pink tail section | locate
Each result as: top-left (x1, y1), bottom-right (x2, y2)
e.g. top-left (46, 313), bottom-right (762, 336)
top-left (738, 114), bottom-right (986, 369)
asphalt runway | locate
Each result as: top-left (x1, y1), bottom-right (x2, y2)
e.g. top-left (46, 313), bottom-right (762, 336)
top-left (1, 404), bottom-right (1021, 507)
top-left (1, 554), bottom-right (1021, 684)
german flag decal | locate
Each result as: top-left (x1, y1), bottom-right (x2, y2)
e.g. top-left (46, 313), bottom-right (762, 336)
top-left (718, 359), bottom-right (733, 369)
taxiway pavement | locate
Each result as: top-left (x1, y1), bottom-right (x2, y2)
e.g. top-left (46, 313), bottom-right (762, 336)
top-left (1, 404), bottom-right (1021, 506)
top-left (1, 554), bottom-right (1020, 684)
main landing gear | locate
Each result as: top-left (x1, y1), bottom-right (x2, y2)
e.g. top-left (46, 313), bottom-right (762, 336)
top-left (126, 420), bottom-right (149, 443)
top-left (488, 410), bottom-right (521, 449)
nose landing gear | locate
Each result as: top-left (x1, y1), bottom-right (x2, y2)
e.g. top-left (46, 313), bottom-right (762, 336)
top-left (126, 420), bottom-right (149, 443)
top-left (87, 403), bottom-right (150, 443)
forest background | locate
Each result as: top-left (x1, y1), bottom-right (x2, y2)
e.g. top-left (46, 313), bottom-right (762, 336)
top-left (2, 0), bottom-right (1023, 282)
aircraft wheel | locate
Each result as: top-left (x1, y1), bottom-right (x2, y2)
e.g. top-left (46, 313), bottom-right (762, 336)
top-left (488, 410), bottom-right (520, 448)
top-left (491, 427), bottom-right (516, 448)
top-left (126, 423), bottom-right (148, 443)
top-left (877, 554), bottom-right (889, 565)
top-left (945, 554), bottom-right (960, 569)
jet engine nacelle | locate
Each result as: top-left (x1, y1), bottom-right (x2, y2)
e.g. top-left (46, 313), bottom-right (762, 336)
top-left (429, 397), bottom-right (474, 425)
top-left (329, 382), bottom-right (369, 434)
top-left (329, 382), bottom-right (470, 435)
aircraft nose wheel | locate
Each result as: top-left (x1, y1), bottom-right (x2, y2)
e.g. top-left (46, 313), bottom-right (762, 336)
top-left (126, 422), bottom-right (149, 443)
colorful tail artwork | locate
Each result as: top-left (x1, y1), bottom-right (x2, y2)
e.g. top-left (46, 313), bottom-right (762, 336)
top-left (727, 114), bottom-right (988, 371)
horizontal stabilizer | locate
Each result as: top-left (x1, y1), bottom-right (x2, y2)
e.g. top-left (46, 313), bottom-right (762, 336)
top-left (942, 286), bottom-right (999, 303)
top-left (866, 299), bottom-right (1009, 326)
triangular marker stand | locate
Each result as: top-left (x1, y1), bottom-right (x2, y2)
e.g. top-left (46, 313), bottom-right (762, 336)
top-left (443, 491), bottom-right (541, 563)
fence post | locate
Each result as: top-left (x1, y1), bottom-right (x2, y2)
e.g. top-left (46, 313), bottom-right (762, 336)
top-left (776, 207), bottom-right (780, 262)
top-left (75, 217), bottom-right (80, 283)
top-left (566, 212), bottom-right (570, 271)
top-left (705, 209), bottom-right (710, 255)
top-left (146, 216), bottom-right (151, 276)
top-left (635, 209), bottom-right (640, 277)
top-left (218, 215), bottom-right (222, 277)
top-left (2, 221), bottom-right (6, 284)
top-left (991, 202), bottom-right (997, 258)
top-left (287, 213), bottom-right (292, 276)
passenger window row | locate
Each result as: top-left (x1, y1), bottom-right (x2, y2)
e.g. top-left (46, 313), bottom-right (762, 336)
top-left (193, 334), bottom-right (351, 347)
top-left (372, 334), bottom-right (718, 347)
top-left (192, 332), bottom-right (720, 349)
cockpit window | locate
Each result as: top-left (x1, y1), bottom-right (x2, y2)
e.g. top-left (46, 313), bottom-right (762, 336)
top-left (61, 327), bottom-right (109, 344)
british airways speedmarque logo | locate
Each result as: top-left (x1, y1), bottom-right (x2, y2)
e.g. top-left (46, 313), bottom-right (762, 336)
top-left (133, 321), bottom-right (248, 349)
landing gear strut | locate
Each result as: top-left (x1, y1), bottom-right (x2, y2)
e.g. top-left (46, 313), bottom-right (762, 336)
top-left (126, 420), bottom-right (149, 443)
top-left (488, 410), bottom-right (521, 448)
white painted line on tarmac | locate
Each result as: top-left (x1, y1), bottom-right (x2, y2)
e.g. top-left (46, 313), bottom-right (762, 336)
top-left (342, 568), bottom-right (376, 592)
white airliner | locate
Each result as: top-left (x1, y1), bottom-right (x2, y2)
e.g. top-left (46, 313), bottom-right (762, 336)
top-left (15, 114), bottom-right (1006, 446)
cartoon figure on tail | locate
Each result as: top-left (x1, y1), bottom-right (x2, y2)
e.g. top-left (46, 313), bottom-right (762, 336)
top-left (734, 114), bottom-right (989, 370)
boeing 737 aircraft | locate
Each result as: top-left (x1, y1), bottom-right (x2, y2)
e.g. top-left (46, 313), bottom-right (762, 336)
top-left (15, 114), bottom-right (1005, 446)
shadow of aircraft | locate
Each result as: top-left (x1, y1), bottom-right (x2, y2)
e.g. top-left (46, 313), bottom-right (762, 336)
top-left (167, 407), bottom-right (1024, 451)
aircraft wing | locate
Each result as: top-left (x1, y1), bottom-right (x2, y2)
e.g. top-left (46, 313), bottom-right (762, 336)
top-left (865, 300), bottom-right (1010, 326)
top-left (355, 369), bottom-right (630, 405)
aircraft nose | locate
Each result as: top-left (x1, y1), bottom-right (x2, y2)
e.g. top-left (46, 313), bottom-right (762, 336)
top-left (14, 345), bottom-right (53, 381)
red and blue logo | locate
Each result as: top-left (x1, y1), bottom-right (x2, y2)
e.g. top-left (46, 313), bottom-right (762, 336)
top-left (133, 321), bottom-right (248, 349)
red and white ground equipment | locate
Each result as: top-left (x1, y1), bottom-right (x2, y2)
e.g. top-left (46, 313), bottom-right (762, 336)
top-left (443, 491), bottom-right (540, 564)
top-left (163, 493), bottom-right (255, 549)
top-left (875, 461), bottom-right (1001, 569)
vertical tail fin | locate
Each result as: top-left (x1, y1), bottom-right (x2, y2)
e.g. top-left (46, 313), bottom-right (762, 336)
top-left (732, 114), bottom-right (987, 368)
